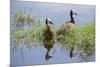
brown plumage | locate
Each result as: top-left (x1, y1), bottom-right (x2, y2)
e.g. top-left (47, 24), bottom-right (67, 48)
top-left (68, 10), bottom-right (77, 58)
top-left (64, 10), bottom-right (77, 29)
top-left (43, 18), bottom-right (55, 60)
top-left (57, 10), bottom-right (78, 58)
top-left (57, 10), bottom-right (77, 35)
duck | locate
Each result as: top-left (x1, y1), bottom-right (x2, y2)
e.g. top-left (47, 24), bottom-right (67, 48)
top-left (57, 10), bottom-right (77, 35)
top-left (66, 10), bottom-right (78, 58)
top-left (57, 10), bottom-right (78, 58)
top-left (43, 18), bottom-right (55, 60)
top-left (68, 10), bottom-right (78, 58)
top-left (65, 10), bottom-right (77, 28)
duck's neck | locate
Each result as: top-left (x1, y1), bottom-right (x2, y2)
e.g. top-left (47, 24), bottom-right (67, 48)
top-left (70, 14), bottom-right (75, 24)
top-left (47, 25), bottom-right (51, 31)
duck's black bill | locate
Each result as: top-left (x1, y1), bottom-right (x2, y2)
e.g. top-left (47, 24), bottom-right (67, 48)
top-left (74, 13), bottom-right (78, 16)
top-left (49, 22), bottom-right (54, 24)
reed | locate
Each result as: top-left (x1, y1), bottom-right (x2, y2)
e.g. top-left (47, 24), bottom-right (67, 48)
top-left (11, 10), bottom-right (95, 57)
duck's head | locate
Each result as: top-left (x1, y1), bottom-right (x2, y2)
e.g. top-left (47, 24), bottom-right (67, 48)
top-left (45, 18), bottom-right (54, 29)
top-left (70, 10), bottom-right (78, 16)
top-left (46, 18), bottom-right (53, 25)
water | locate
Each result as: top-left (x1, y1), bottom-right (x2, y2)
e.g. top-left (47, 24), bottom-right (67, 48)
top-left (10, 0), bottom-right (95, 66)
top-left (10, 44), bottom-right (95, 66)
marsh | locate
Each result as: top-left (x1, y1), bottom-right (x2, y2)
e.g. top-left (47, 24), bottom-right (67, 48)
top-left (10, 0), bottom-right (95, 66)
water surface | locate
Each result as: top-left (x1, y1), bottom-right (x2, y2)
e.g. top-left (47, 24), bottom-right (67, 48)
top-left (10, 0), bottom-right (95, 66)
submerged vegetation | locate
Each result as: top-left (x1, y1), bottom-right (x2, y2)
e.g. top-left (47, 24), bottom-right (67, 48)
top-left (11, 10), bottom-right (95, 58)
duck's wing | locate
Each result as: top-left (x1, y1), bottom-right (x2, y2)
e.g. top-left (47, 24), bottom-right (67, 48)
top-left (66, 22), bottom-right (75, 28)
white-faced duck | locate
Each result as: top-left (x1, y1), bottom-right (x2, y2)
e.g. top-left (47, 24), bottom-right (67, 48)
top-left (62, 10), bottom-right (77, 31)
top-left (67, 10), bottom-right (78, 58)
top-left (43, 18), bottom-right (55, 60)
top-left (57, 10), bottom-right (78, 58)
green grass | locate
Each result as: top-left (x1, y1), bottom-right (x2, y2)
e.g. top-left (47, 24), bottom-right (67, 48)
top-left (57, 22), bottom-right (95, 57)
top-left (78, 22), bottom-right (95, 56)
top-left (11, 11), bottom-right (95, 57)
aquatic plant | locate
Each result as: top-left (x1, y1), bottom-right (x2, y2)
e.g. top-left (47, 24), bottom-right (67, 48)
top-left (56, 22), bottom-right (95, 57)
top-left (11, 10), bottom-right (95, 58)
top-left (12, 10), bottom-right (45, 48)
top-left (79, 22), bottom-right (95, 57)
top-left (13, 9), bottom-right (34, 28)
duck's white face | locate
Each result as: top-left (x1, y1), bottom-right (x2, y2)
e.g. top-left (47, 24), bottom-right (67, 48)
top-left (72, 10), bottom-right (77, 16)
top-left (47, 18), bottom-right (52, 22)
top-left (47, 18), bottom-right (54, 29)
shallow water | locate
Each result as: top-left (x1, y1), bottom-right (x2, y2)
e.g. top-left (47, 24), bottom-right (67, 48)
top-left (10, 44), bottom-right (95, 66)
top-left (10, 1), bottom-right (95, 66)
